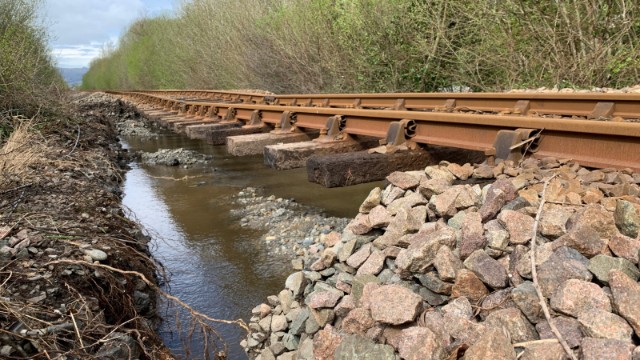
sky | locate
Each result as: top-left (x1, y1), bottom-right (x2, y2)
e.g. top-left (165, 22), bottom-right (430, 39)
top-left (41, 0), bottom-right (175, 68)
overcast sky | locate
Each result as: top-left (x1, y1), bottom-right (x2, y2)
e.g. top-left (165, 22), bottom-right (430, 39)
top-left (41, 0), bottom-right (175, 68)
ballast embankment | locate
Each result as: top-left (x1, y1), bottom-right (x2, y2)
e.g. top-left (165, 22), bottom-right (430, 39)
top-left (0, 93), bottom-right (171, 359)
top-left (244, 158), bottom-right (640, 360)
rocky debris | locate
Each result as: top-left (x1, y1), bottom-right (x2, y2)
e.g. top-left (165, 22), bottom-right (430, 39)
top-left (74, 92), bottom-right (157, 137)
top-left (609, 270), bottom-right (640, 337)
top-left (588, 254), bottom-right (640, 283)
top-left (95, 332), bottom-right (141, 359)
top-left (397, 326), bottom-right (445, 360)
top-left (510, 85), bottom-right (640, 94)
top-left (139, 148), bottom-right (211, 167)
top-left (359, 187), bottom-right (382, 213)
top-left (484, 308), bottom-right (538, 343)
top-left (536, 246), bottom-right (592, 297)
top-left (463, 249), bottom-right (508, 288)
top-left (0, 93), bottom-right (166, 358)
top-left (518, 341), bottom-right (566, 360)
top-left (577, 308), bottom-right (633, 341)
top-left (536, 316), bottom-right (584, 348)
top-left (614, 200), bottom-right (640, 238)
top-left (333, 334), bottom-right (396, 359)
top-left (83, 248), bottom-right (108, 261)
top-left (244, 159), bottom-right (640, 359)
top-left (232, 188), bottom-right (349, 263)
top-left (555, 225), bottom-right (607, 257)
top-left (608, 233), bottom-right (640, 263)
top-left (511, 281), bottom-right (544, 324)
top-left (117, 119), bottom-right (157, 137)
top-left (550, 279), bottom-right (611, 317)
top-left (369, 285), bottom-right (422, 325)
top-left (451, 269), bottom-right (489, 302)
top-left (581, 338), bottom-right (635, 360)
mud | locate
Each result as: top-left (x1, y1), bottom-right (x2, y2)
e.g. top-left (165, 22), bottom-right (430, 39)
top-left (0, 93), bottom-right (170, 359)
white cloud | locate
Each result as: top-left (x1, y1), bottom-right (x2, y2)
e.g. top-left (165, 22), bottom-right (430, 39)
top-left (51, 44), bottom-right (103, 68)
top-left (42, 0), bottom-right (174, 68)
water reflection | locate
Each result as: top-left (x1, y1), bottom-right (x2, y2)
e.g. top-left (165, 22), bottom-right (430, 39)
top-left (121, 131), bottom-right (379, 358)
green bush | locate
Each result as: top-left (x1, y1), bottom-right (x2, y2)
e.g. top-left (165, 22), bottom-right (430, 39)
top-left (81, 0), bottom-right (640, 93)
top-left (0, 0), bottom-right (65, 116)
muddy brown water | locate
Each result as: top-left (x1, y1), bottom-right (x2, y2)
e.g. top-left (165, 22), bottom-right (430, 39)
top-left (121, 131), bottom-right (379, 359)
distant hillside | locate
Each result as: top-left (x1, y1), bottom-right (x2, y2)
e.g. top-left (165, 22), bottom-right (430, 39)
top-left (58, 67), bottom-right (88, 87)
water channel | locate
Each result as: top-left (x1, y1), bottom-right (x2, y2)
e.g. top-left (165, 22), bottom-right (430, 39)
top-left (120, 131), bottom-right (379, 359)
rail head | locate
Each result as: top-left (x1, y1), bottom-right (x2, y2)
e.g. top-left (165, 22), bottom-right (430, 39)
top-left (115, 90), bottom-right (640, 171)
top-left (140, 96), bottom-right (640, 138)
top-left (115, 89), bottom-right (640, 120)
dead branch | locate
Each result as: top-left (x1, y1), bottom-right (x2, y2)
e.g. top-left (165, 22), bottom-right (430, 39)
top-left (530, 175), bottom-right (576, 360)
top-left (46, 259), bottom-right (250, 333)
top-left (513, 338), bottom-right (560, 348)
top-left (0, 183), bottom-right (32, 194)
top-left (147, 174), bottom-right (209, 181)
top-left (64, 125), bottom-right (81, 158)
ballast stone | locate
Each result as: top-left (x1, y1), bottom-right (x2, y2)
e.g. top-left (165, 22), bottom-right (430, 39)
top-left (368, 285), bottom-right (422, 325)
top-left (242, 158), bottom-right (640, 359)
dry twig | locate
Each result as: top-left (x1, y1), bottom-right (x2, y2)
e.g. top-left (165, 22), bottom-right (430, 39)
top-left (0, 183), bottom-right (32, 194)
top-left (64, 125), bottom-right (81, 157)
top-left (46, 259), bottom-right (249, 333)
top-left (529, 175), bottom-right (576, 360)
top-left (514, 338), bottom-right (560, 348)
top-left (69, 311), bottom-right (85, 348)
top-left (147, 174), bottom-right (209, 181)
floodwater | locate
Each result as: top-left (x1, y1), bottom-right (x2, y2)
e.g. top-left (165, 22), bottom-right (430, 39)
top-left (121, 131), bottom-right (379, 359)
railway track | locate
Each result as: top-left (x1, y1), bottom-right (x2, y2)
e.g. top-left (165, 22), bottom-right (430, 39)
top-left (130, 89), bottom-right (640, 120)
top-left (131, 89), bottom-right (270, 104)
top-left (109, 90), bottom-right (640, 173)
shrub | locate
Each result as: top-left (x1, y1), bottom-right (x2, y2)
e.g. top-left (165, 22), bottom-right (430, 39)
top-left (81, 0), bottom-right (640, 92)
top-left (0, 0), bottom-right (65, 117)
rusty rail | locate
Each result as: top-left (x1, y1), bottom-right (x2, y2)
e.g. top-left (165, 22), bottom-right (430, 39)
top-left (126, 90), bottom-right (640, 120)
top-left (273, 92), bottom-right (640, 120)
top-left (130, 89), bottom-right (269, 104)
top-left (110, 91), bottom-right (640, 172)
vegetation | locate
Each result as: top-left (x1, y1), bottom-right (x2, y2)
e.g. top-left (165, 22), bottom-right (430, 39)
top-left (82, 0), bottom-right (640, 93)
top-left (0, 0), bottom-right (65, 118)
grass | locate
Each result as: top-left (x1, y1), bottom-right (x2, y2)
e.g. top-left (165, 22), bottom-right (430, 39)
top-left (0, 119), bottom-right (46, 180)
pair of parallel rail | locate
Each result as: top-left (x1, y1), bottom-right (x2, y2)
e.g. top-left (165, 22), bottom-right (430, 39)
top-left (109, 90), bottom-right (640, 172)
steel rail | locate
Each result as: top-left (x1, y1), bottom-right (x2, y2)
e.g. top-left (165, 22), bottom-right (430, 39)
top-left (126, 90), bottom-right (640, 120)
top-left (129, 89), bottom-right (268, 104)
top-left (114, 91), bottom-right (640, 171)
top-left (274, 92), bottom-right (640, 120)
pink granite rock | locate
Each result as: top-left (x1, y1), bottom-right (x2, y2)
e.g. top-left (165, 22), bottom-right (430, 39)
top-left (397, 326), bottom-right (446, 360)
top-left (459, 212), bottom-right (486, 259)
top-left (550, 279), bottom-right (611, 317)
top-left (386, 171), bottom-right (420, 190)
top-left (578, 308), bottom-right (633, 342)
top-left (609, 233), bottom-right (640, 264)
top-left (464, 328), bottom-right (516, 360)
top-left (581, 337), bottom-right (634, 360)
top-left (313, 325), bottom-right (343, 360)
top-left (609, 269), bottom-right (640, 337)
top-left (308, 290), bottom-right (343, 309)
top-left (341, 308), bottom-right (375, 335)
top-left (498, 210), bottom-right (535, 245)
top-left (356, 250), bottom-right (386, 276)
top-left (480, 179), bottom-right (517, 221)
top-left (346, 243), bottom-right (372, 269)
top-left (451, 269), bottom-right (489, 302)
top-left (369, 285), bottom-right (422, 325)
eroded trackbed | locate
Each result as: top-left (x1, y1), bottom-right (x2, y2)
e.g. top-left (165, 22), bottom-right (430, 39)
top-left (110, 90), bottom-right (640, 173)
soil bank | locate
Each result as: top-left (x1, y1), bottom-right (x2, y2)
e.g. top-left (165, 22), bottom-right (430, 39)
top-left (0, 93), bottom-right (171, 359)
